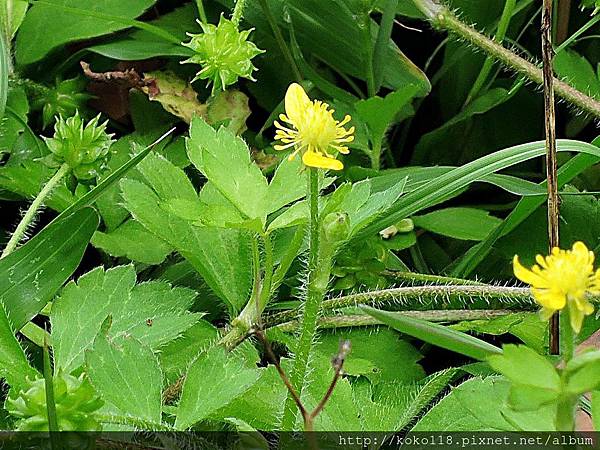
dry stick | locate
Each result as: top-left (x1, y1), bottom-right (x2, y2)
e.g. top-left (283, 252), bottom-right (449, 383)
top-left (254, 330), bottom-right (350, 438)
top-left (542, 0), bottom-right (560, 355)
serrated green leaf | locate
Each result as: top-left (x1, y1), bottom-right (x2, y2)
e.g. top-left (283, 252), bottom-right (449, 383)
top-left (158, 320), bottom-right (218, 385)
top-left (1, 207), bottom-right (98, 330)
top-left (121, 178), bottom-right (253, 313)
top-left (175, 346), bottom-right (261, 430)
top-left (187, 117), bottom-right (269, 222)
top-left (412, 377), bottom-right (555, 431)
top-left (92, 220), bottom-right (173, 265)
top-left (86, 330), bottom-right (162, 422)
top-left (354, 86), bottom-right (419, 153)
top-left (315, 327), bottom-right (424, 385)
top-left (51, 265), bottom-right (200, 373)
top-left (488, 345), bottom-right (560, 410)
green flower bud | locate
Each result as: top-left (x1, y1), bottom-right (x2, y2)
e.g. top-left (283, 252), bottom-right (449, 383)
top-left (6, 373), bottom-right (104, 431)
top-left (182, 15), bottom-right (264, 93)
top-left (322, 212), bottom-right (350, 244)
top-left (33, 77), bottom-right (92, 129)
top-left (43, 112), bottom-right (114, 180)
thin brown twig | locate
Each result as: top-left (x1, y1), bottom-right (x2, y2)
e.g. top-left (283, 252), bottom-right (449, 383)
top-left (253, 329), bottom-right (351, 436)
top-left (542, 0), bottom-right (560, 355)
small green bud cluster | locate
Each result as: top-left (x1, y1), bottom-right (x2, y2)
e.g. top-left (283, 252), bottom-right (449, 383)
top-left (43, 112), bottom-right (114, 180)
top-left (332, 219), bottom-right (416, 291)
top-left (33, 77), bottom-right (92, 128)
top-left (6, 373), bottom-right (104, 431)
top-left (182, 15), bottom-right (264, 93)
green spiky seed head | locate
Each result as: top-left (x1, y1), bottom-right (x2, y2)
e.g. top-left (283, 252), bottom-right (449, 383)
top-left (182, 16), bottom-right (264, 93)
top-left (6, 373), bottom-right (104, 431)
top-left (33, 76), bottom-right (93, 129)
top-left (43, 112), bottom-right (114, 180)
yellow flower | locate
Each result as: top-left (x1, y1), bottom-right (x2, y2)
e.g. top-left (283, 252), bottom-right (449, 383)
top-left (513, 241), bottom-right (600, 333)
top-left (274, 83), bottom-right (354, 171)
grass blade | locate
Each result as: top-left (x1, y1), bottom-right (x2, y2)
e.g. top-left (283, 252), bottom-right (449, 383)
top-left (354, 139), bottom-right (600, 240)
top-left (0, 32), bottom-right (8, 119)
top-left (373, 0), bottom-right (399, 91)
top-left (362, 305), bottom-right (503, 361)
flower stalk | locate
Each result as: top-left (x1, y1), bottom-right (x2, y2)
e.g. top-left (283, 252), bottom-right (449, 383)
top-left (280, 168), bottom-right (324, 431)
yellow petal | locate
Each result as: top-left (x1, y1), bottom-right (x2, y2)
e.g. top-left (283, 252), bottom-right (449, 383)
top-left (538, 307), bottom-right (557, 322)
top-left (568, 300), bottom-right (585, 334)
top-left (302, 150), bottom-right (343, 171)
top-left (285, 83), bottom-right (310, 124)
top-left (513, 256), bottom-right (550, 288)
top-left (532, 288), bottom-right (567, 310)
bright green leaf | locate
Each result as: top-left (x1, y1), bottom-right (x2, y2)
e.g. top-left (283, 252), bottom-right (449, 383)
top-left (86, 329), bottom-right (163, 422)
top-left (175, 346), bottom-right (261, 430)
top-left (52, 265), bottom-right (200, 373)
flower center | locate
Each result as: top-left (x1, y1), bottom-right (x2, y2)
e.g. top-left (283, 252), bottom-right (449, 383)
top-left (297, 102), bottom-right (339, 153)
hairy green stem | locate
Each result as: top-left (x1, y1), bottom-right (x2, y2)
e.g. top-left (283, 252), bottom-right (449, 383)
top-left (2, 163), bottom-right (70, 258)
top-left (559, 308), bottom-right (575, 363)
top-left (257, 0), bottom-right (302, 82)
top-left (96, 413), bottom-right (174, 431)
top-left (383, 270), bottom-right (484, 286)
top-left (231, 0), bottom-right (247, 26)
top-left (274, 309), bottom-right (514, 332)
top-left (280, 169), bottom-right (323, 432)
top-left (220, 234), bottom-right (275, 349)
top-left (266, 285), bottom-right (533, 326)
top-left (412, 0), bottom-right (600, 118)
top-left (465, 0), bottom-right (516, 105)
top-left (257, 234), bottom-right (275, 312)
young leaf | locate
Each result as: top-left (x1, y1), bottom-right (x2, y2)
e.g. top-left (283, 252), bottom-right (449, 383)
top-left (361, 306), bottom-right (502, 361)
top-left (0, 207), bottom-right (99, 330)
top-left (91, 220), bottom-right (173, 265)
top-left (86, 328), bottom-right (163, 422)
top-left (354, 86), bottom-right (419, 153)
top-left (187, 117), bottom-right (269, 222)
top-left (175, 346), bottom-right (261, 430)
top-left (488, 344), bottom-right (560, 410)
top-left (120, 153), bottom-right (253, 313)
top-left (51, 265), bottom-right (201, 373)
